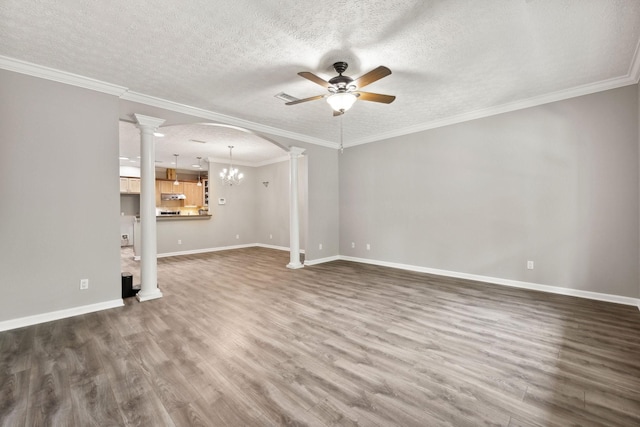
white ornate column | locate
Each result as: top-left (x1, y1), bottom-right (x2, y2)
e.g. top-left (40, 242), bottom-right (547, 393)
top-left (134, 114), bottom-right (165, 301)
top-left (287, 147), bottom-right (306, 269)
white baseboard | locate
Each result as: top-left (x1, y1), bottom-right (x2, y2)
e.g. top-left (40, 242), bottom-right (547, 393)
top-left (157, 243), bottom-right (305, 258)
top-left (305, 255), bottom-right (341, 266)
top-left (255, 243), bottom-right (305, 254)
top-left (338, 256), bottom-right (640, 308)
top-left (157, 243), bottom-right (256, 258)
top-left (255, 243), bottom-right (290, 252)
top-left (0, 299), bottom-right (124, 332)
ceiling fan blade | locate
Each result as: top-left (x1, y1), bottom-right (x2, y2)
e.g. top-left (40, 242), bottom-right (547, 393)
top-left (298, 72), bottom-right (331, 88)
top-left (353, 66), bottom-right (391, 89)
top-left (354, 91), bottom-right (396, 104)
top-left (285, 94), bottom-right (326, 105)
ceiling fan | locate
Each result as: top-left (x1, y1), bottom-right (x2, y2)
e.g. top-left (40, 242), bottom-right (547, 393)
top-left (286, 62), bottom-right (396, 116)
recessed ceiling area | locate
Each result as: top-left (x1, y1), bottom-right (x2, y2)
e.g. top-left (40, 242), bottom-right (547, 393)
top-left (1, 1), bottom-right (639, 147)
top-left (118, 121), bottom-right (288, 170)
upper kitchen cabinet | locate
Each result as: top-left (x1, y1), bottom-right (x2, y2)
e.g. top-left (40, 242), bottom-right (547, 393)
top-left (120, 177), bottom-right (141, 194)
top-left (183, 182), bottom-right (203, 206)
top-left (158, 180), bottom-right (183, 194)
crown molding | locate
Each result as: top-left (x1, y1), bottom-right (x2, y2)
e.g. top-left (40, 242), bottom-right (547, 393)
top-left (205, 154), bottom-right (289, 168)
top-left (0, 55), bottom-right (337, 148)
top-left (208, 157), bottom-right (264, 168)
top-left (0, 55), bottom-right (128, 96)
top-left (346, 73), bottom-right (640, 148)
top-left (121, 91), bottom-right (338, 149)
top-left (629, 37), bottom-right (640, 83)
top-left (134, 113), bottom-right (166, 129)
top-left (2, 54), bottom-right (637, 152)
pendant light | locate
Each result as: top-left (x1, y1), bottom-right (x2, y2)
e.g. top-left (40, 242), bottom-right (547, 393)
top-left (173, 154), bottom-right (179, 185)
top-left (196, 157), bottom-right (203, 186)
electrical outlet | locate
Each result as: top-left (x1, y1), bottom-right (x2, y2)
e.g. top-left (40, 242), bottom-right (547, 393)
top-left (527, 260), bottom-right (534, 270)
top-left (80, 279), bottom-right (89, 290)
top-left (269, 234), bottom-right (273, 239)
top-left (351, 242), bottom-right (355, 248)
top-left (366, 243), bottom-right (371, 251)
top-left (236, 234), bottom-right (240, 239)
top-left (178, 239), bottom-right (182, 245)
top-left (319, 243), bottom-right (323, 250)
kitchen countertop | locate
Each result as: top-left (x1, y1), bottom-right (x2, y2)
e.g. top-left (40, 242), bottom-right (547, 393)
top-left (136, 215), bottom-right (212, 220)
top-left (157, 214), bottom-right (212, 220)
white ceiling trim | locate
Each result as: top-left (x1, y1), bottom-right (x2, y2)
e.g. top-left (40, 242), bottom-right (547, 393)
top-left (0, 55), bottom-right (127, 96)
top-left (207, 157), bottom-right (269, 168)
top-left (0, 55), bottom-right (337, 149)
top-left (2, 51), bottom-right (639, 152)
top-left (628, 37), bottom-right (640, 84)
top-left (345, 73), bottom-right (640, 148)
top-left (206, 154), bottom-right (289, 168)
top-left (121, 90), bottom-right (339, 149)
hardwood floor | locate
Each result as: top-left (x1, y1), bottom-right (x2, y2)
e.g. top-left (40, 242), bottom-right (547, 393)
top-left (2, 247), bottom-right (640, 426)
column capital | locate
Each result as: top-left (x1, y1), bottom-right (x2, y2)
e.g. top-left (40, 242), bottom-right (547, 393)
top-left (288, 146), bottom-right (306, 158)
top-left (134, 114), bottom-right (165, 130)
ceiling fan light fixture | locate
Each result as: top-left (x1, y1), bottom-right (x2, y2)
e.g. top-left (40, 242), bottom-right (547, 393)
top-left (327, 92), bottom-right (357, 112)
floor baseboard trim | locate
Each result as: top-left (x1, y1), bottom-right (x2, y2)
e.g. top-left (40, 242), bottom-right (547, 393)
top-left (158, 244), bottom-right (256, 258)
top-left (305, 255), bottom-right (341, 266)
top-left (255, 243), bottom-right (290, 252)
top-left (158, 244), bottom-right (305, 258)
top-left (255, 243), bottom-right (306, 254)
top-left (339, 256), bottom-right (640, 308)
top-left (0, 299), bottom-right (124, 332)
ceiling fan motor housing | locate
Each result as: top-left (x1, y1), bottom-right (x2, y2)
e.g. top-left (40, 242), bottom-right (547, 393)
top-left (329, 62), bottom-right (355, 92)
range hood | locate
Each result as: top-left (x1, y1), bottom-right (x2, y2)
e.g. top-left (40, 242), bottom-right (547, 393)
top-left (161, 193), bottom-right (186, 201)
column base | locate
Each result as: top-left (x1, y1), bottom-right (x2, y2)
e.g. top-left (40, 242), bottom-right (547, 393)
top-left (136, 288), bottom-right (163, 302)
top-left (286, 262), bottom-right (304, 269)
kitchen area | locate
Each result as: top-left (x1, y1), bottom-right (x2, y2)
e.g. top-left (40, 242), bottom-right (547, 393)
top-left (118, 120), bottom-right (302, 280)
top-left (120, 166), bottom-right (211, 259)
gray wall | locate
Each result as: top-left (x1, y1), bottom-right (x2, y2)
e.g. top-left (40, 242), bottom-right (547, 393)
top-left (0, 70), bottom-right (121, 321)
top-left (156, 160), bottom-right (260, 254)
top-left (262, 136), bottom-right (340, 262)
top-left (156, 157), bottom-right (309, 255)
top-left (340, 85), bottom-right (640, 298)
top-left (255, 159), bottom-right (295, 249)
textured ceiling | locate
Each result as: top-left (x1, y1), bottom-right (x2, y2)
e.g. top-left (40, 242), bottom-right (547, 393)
top-left (2, 0), bottom-right (640, 158)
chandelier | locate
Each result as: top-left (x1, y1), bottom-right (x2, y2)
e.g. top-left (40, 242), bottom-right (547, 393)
top-left (220, 145), bottom-right (243, 186)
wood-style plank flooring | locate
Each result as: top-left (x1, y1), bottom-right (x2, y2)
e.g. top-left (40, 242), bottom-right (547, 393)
top-left (1, 247), bottom-right (640, 426)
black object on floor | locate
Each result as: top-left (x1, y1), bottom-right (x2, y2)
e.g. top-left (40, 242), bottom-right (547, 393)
top-left (121, 272), bottom-right (137, 298)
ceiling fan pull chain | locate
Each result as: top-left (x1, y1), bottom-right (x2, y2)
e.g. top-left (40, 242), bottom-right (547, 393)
top-left (340, 114), bottom-right (344, 154)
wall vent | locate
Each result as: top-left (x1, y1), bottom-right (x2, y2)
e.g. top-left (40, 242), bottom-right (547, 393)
top-left (274, 92), bottom-right (299, 103)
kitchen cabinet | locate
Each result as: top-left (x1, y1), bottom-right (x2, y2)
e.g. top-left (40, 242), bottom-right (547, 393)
top-left (155, 179), bottom-right (203, 206)
top-left (120, 177), bottom-right (141, 194)
top-left (159, 180), bottom-right (183, 194)
top-left (128, 178), bottom-right (141, 193)
top-left (183, 182), bottom-right (204, 206)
